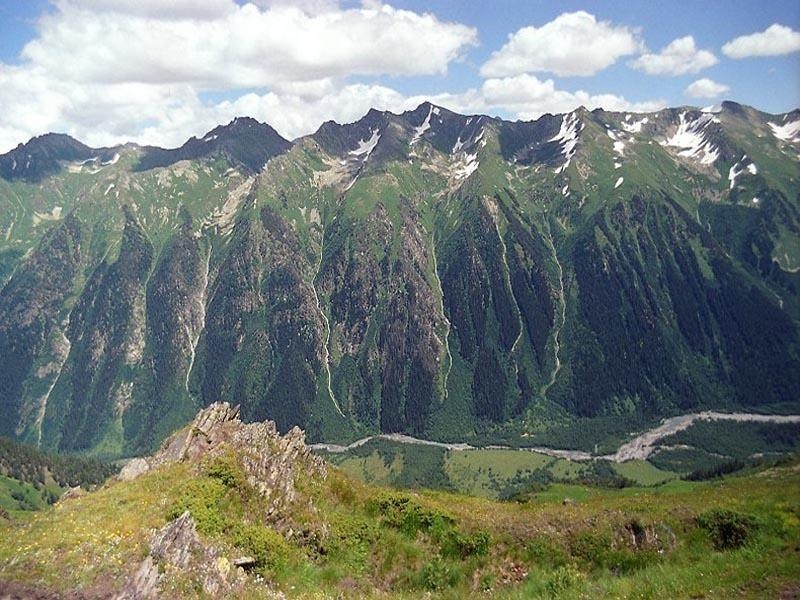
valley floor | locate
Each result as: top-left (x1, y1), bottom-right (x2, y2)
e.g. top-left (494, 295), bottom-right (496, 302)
top-left (313, 410), bottom-right (800, 461)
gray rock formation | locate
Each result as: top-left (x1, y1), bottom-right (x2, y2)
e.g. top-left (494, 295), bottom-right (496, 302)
top-left (119, 511), bottom-right (243, 599)
top-left (116, 402), bottom-right (323, 598)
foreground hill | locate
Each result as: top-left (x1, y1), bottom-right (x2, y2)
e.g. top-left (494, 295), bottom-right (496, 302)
top-left (0, 101), bottom-right (799, 456)
top-left (0, 403), bottom-right (798, 599)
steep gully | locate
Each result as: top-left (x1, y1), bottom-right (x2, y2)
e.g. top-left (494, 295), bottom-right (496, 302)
top-left (185, 245), bottom-right (211, 392)
top-left (310, 226), bottom-right (344, 418)
top-left (310, 412), bottom-right (800, 462)
top-left (540, 221), bottom-right (565, 401)
top-left (430, 234), bottom-right (453, 400)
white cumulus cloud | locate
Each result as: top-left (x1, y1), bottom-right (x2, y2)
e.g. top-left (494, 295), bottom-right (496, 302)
top-left (0, 0), bottom-right (478, 152)
top-left (480, 11), bottom-right (643, 78)
top-left (684, 78), bottom-right (730, 99)
top-left (480, 74), bottom-right (665, 119)
top-left (722, 24), bottom-right (800, 58)
top-left (631, 36), bottom-right (717, 76)
top-left (58, 0), bottom-right (237, 20)
top-left (23, 1), bottom-right (477, 87)
top-left (417, 74), bottom-right (665, 121)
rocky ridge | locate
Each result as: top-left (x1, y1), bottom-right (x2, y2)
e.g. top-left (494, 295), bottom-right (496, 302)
top-left (117, 402), bottom-right (326, 598)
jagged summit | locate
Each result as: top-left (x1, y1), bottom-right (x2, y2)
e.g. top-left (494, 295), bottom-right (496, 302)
top-left (2, 100), bottom-right (797, 183)
top-left (0, 133), bottom-right (117, 182)
top-left (134, 116), bottom-right (291, 173)
top-left (91, 402), bottom-right (328, 598)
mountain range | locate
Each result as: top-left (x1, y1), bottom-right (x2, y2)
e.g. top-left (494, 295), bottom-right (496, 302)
top-left (0, 100), bottom-right (798, 457)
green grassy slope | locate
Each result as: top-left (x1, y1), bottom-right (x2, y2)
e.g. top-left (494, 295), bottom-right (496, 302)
top-left (0, 446), bottom-right (798, 599)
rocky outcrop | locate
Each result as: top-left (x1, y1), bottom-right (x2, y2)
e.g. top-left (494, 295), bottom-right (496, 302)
top-left (120, 511), bottom-right (245, 599)
top-left (117, 402), bottom-right (322, 598)
top-left (120, 402), bottom-right (326, 492)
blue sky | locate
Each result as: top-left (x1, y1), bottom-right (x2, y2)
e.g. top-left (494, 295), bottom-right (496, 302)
top-left (0, 0), bottom-right (798, 152)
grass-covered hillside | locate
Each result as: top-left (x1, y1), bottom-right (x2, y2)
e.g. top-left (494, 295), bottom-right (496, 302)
top-left (0, 405), bottom-right (798, 599)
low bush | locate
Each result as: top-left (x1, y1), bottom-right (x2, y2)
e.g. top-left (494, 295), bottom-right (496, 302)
top-left (230, 523), bottom-right (292, 576)
top-left (697, 508), bottom-right (758, 550)
top-left (418, 556), bottom-right (461, 590)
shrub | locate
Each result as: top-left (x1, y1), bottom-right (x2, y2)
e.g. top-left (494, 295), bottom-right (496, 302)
top-left (440, 530), bottom-right (490, 559)
top-left (418, 557), bottom-right (460, 590)
top-left (525, 537), bottom-right (570, 568)
top-left (166, 478), bottom-right (227, 535)
top-left (569, 530), bottom-right (613, 566)
top-left (697, 509), bottom-right (758, 550)
top-left (203, 452), bottom-right (246, 490)
top-left (230, 523), bottom-right (292, 576)
top-left (369, 493), bottom-right (454, 537)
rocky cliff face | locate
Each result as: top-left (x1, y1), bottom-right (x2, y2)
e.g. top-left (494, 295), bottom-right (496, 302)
top-left (0, 102), bottom-right (799, 454)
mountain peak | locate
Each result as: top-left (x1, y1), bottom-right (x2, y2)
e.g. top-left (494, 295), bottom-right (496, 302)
top-left (135, 117), bottom-right (291, 173)
top-left (0, 133), bottom-right (101, 182)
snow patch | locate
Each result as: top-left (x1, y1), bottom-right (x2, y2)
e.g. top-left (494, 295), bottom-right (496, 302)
top-left (203, 134), bottom-right (218, 143)
top-left (621, 116), bottom-right (648, 134)
top-left (728, 155), bottom-right (758, 190)
top-left (562, 184), bottom-right (569, 196)
top-left (661, 111), bottom-right (720, 166)
top-left (614, 161), bottom-right (622, 169)
top-left (452, 127), bottom-right (485, 154)
top-left (702, 105), bottom-right (722, 114)
top-left (752, 197), bottom-right (760, 204)
top-left (614, 177), bottom-right (624, 189)
top-left (348, 128), bottom-right (381, 160)
top-left (769, 119), bottom-right (800, 143)
top-left (344, 175), bottom-right (359, 191)
top-left (613, 140), bottom-right (625, 156)
top-left (454, 153), bottom-right (478, 180)
top-left (550, 112), bottom-right (582, 174)
top-left (410, 106), bottom-right (433, 146)
top-left (101, 153), bottom-right (120, 166)
top-left (728, 163), bottom-right (742, 189)
top-left (104, 183), bottom-right (115, 195)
